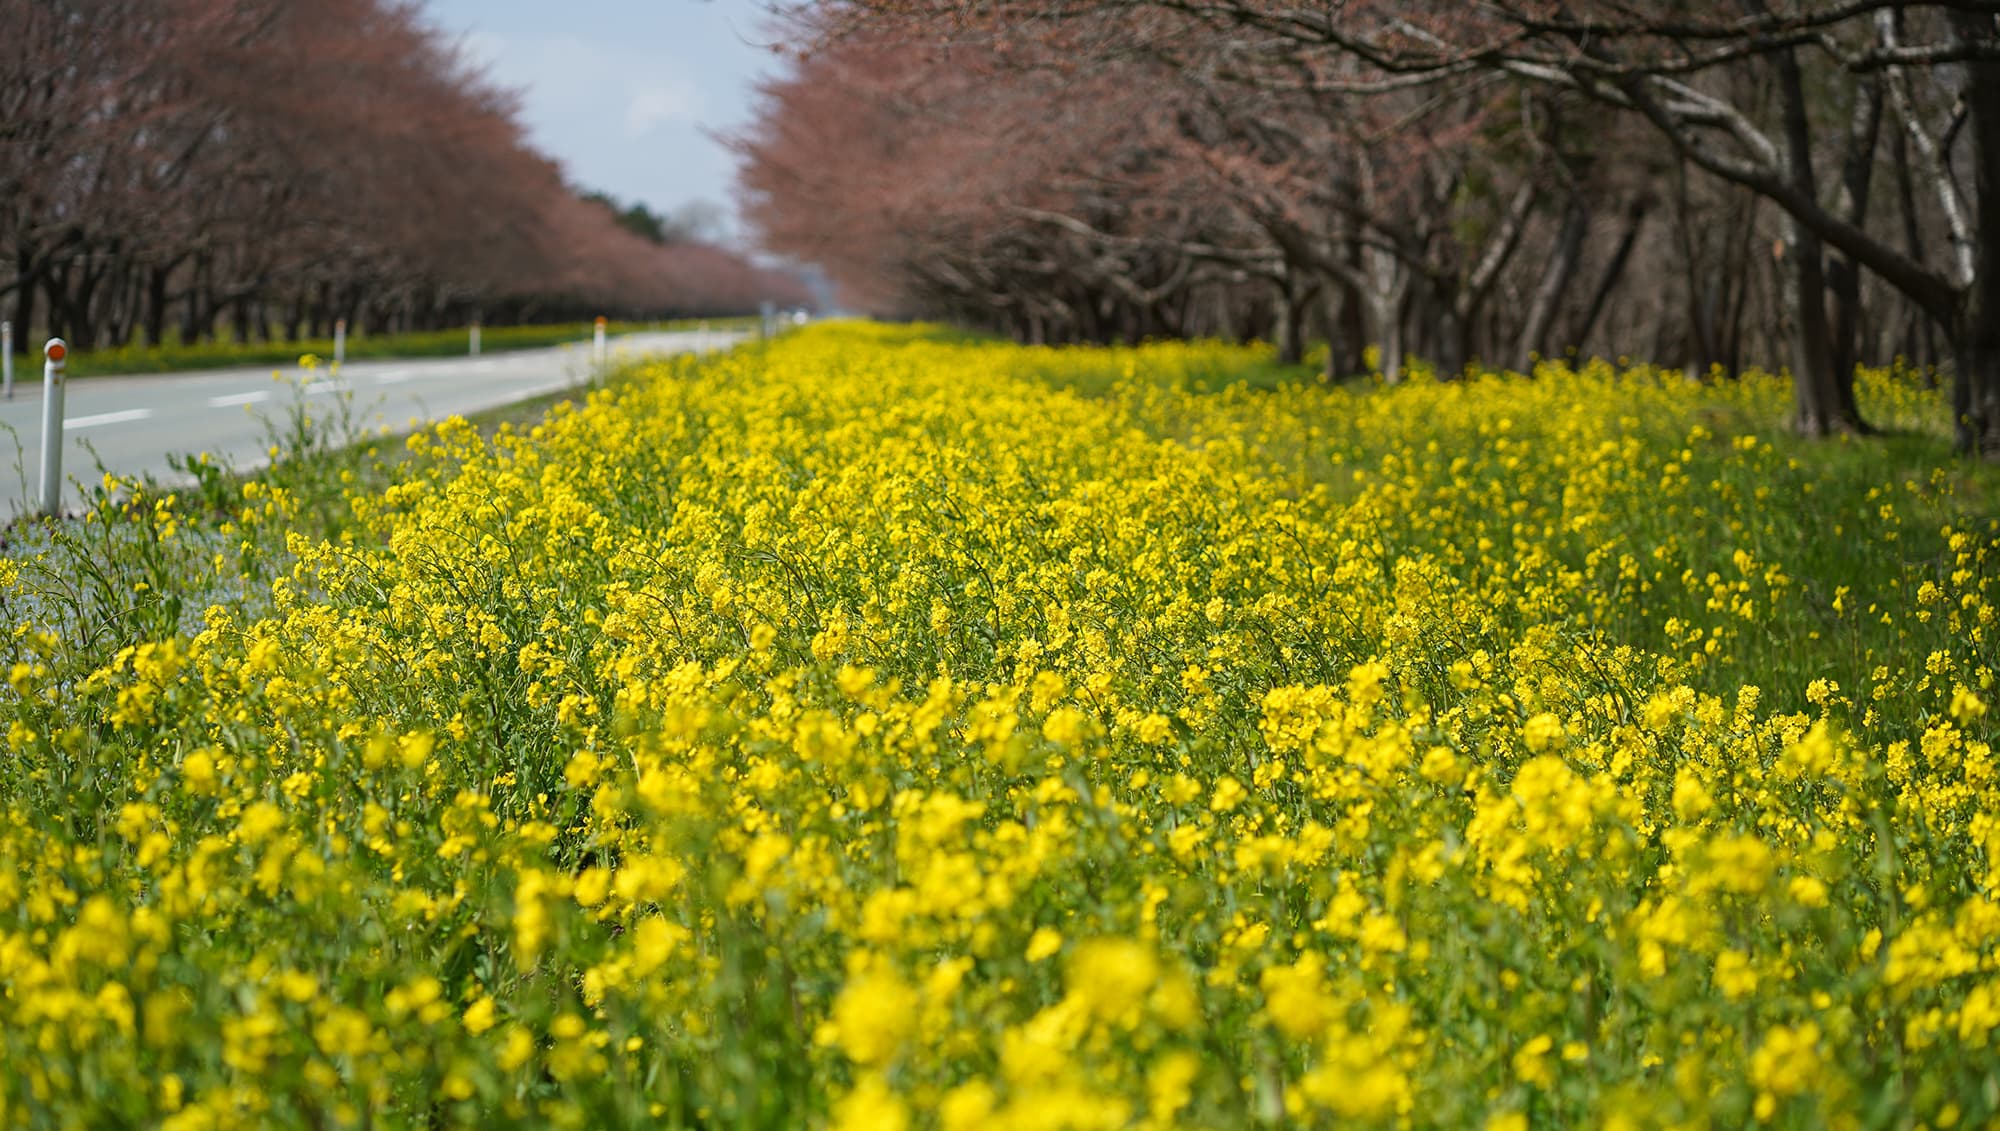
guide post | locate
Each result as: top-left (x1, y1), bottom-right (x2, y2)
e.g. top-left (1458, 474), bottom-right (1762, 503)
top-left (38, 338), bottom-right (67, 516)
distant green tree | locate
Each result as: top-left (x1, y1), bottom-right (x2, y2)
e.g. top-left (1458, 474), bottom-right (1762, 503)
top-left (583, 191), bottom-right (727, 247)
top-left (584, 190), bottom-right (668, 244)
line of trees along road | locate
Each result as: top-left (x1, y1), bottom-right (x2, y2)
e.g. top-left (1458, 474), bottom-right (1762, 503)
top-left (2, 0), bottom-right (804, 357)
top-left (738, 2), bottom-right (2000, 454)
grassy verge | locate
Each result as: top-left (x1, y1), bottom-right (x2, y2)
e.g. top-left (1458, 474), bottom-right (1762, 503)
top-left (51, 316), bottom-right (757, 378)
top-left (0, 336), bottom-right (723, 669)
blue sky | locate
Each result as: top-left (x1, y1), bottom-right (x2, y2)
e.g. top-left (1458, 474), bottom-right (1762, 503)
top-left (420, 0), bottom-right (787, 244)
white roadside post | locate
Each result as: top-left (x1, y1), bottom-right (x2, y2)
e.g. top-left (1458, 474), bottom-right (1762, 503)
top-left (469, 318), bottom-right (481, 357)
top-left (760, 300), bottom-right (775, 340)
top-left (697, 319), bottom-right (708, 353)
top-left (593, 316), bottom-right (607, 378)
top-left (38, 338), bottom-right (67, 516)
top-left (2, 320), bottom-right (13, 399)
top-left (333, 318), bottom-right (347, 367)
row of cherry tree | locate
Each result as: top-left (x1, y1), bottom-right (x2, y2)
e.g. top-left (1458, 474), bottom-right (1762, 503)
top-left (736, 2), bottom-right (2000, 452)
top-left (0, 0), bottom-right (802, 355)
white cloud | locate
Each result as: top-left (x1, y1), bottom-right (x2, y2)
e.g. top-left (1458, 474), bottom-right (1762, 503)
top-left (624, 81), bottom-right (704, 137)
top-left (420, 0), bottom-right (778, 222)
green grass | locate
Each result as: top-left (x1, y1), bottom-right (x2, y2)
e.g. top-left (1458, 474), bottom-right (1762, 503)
top-left (1098, 349), bottom-right (1999, 721)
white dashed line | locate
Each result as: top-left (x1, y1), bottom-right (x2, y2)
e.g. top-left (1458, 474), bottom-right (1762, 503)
top-left (304, 380), bottom-right (343, 395)
top-left (208, 391), bottom-right (271, 407)
top-left (64, 408), bottom-right (153, 429)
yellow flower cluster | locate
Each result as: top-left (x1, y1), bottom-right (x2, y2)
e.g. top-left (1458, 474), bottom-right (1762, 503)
top-left (0, 323), bottom-right (1995, 1127)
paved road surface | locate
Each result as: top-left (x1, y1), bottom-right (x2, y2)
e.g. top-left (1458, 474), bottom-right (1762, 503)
top-left (0, 330), bottom-right (736, 517)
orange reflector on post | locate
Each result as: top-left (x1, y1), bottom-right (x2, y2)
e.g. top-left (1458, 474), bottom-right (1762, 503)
top-left (45, 341), bottom-right (66, 363)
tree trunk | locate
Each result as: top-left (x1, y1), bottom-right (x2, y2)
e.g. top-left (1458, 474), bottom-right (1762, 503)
top-left (1369, 289), bottom-right (1406, 384)
top-left (70, 260), bottom-right (106, 351)
top-left (1889, 129), bottom-right (1936, 372)
top-left (1720, 200), bottom-right (1759, 377)
top-left (1571, 195), bottom-right (1650, 356)
top-left (1272, 277), bottom-right (1308, 364)
top-left (11, 250), bottom-right (36, 346)
top-left (1829, 76), bottom-right (1884, 396)
top-left (182, 261), bottom-right (200, 343)
top-left (1518, 195), bottom-right (1589, 369)
top-left (1954, 295), bottom-right (2000, 457)
top-left (1321, 280), bottom-right (1366, 381)
top-left (1427, 283), bottom-right (1469, 378)
top-left (1672, 158), bottom-right (1724, 373)
top-left (1769, 34), bottom-right (1866, 434)
top-left (145, 266), bottom-right (171, 347)
top-left (1781, 227), bottom-right (1855, 434)
top-left (1949, 12), bottom-right (2000, 456)
top-left (311, 280), bottom-right (333, 338)
top-left (41, 266), bottom-right (73, 347)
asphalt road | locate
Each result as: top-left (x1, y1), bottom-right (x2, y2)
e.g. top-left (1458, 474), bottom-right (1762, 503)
top-left (0, 330), bottom-right (736, 517)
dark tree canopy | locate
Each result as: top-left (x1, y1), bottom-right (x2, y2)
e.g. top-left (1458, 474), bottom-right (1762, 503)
top-left (0, 0), bottom-right (806, 354)
top-left (738, 1), bottom-right (2000, 453)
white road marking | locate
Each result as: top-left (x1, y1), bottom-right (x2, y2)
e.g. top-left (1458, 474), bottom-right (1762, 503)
top-left (208, 391), bottom-right (271, 407)
top-left (374, 370), bottom-right (413, 385)
top-left (304, 380), bottom-right (343, 395)
top-left (510, 379), bottom-right (588, 401)
top-left (65, 408), bottom-right (153, 429)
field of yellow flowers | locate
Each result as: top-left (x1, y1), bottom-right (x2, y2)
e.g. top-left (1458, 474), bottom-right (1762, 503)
top-left (2, 323), bottom-right (1996, 1128)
